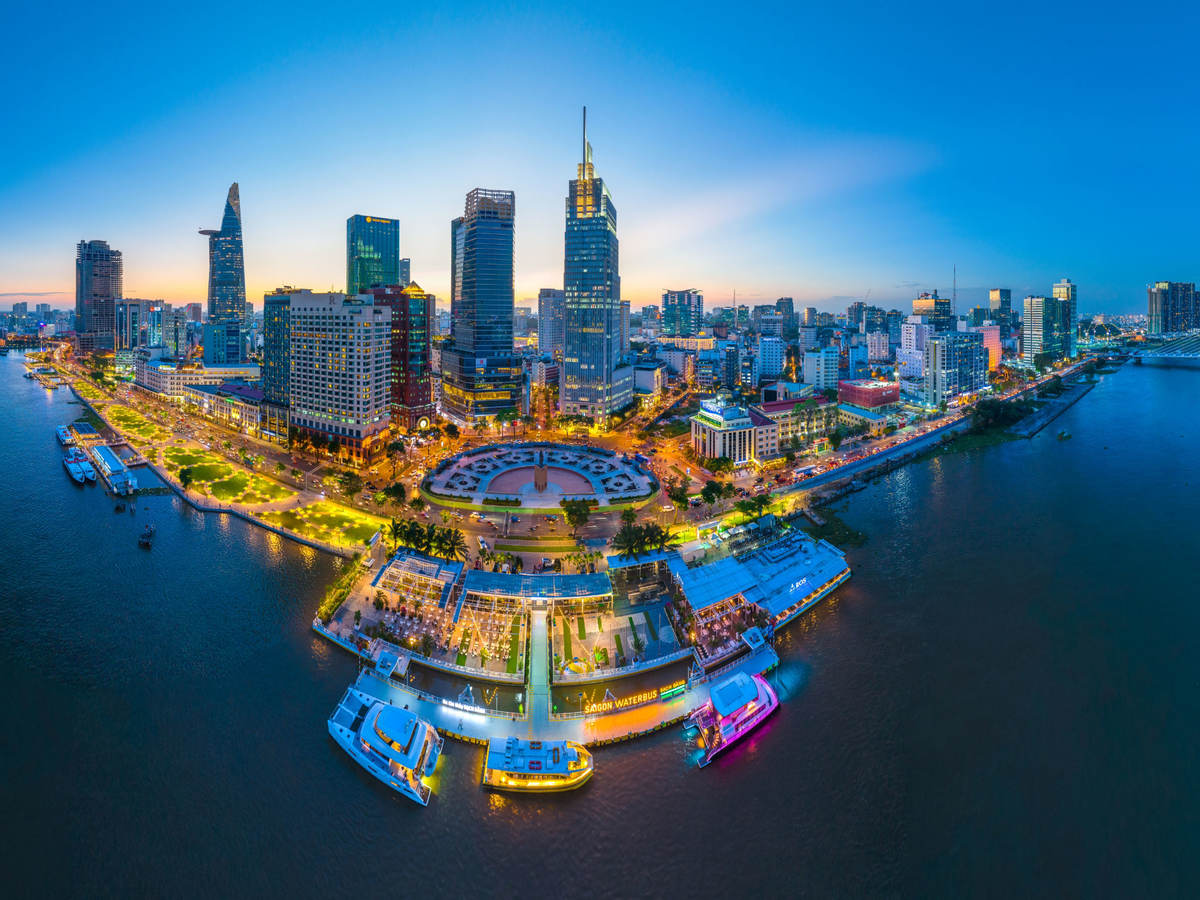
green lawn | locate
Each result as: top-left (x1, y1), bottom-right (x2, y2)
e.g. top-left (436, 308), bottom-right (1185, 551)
top-left (577, 616), bottom-right (586, 640)
top-left (506, 615), bottom-right (522, 674)
top-left (106, 404), bottom-right (170, 443)
top-left (260, 500), bottom-right (386, 548)
top-left (456, 630), bottom-right (472, 667)
top-left (643, 611), bottom-right (659, 642)
top-left (561, 617), bottom-right (573, 659)
top-left (163, 446), bottom-right (294, 505)
top-left (73, 381), bottom-right (107, 401)
top-left (614, 633), bottom-right (625, 659)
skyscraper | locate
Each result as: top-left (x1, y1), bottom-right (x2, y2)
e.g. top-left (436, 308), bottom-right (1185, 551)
top-left (1147, 281), bottom-right (1198, 335)
top-left (538, 288), bottom-right (566, 359)
top-left (661, 289), bottom-right (704, 337)
top-left (1022, 295), bottom-right (1071, 366)
top-left (923, 332), bottom-right (987, 406)
top-left (561, 108), bottom-right (632, 422)
top-left (988, 288), bottom-right (1012, 330)
top-left (260, 288), bottom-right (293, 442)
top-left (1052, 278), bottom-right (1078, 357)
top-left (913, 290), bottom-right (953, 332)
top-left (347, 215), bottom-right (401, 294)
top-left (75, 239), bottom-right (122, 352)
top-left (200, 183), bottom-right (246, 364)
top-left (441, 188), bottom-right (521, 425)
top-left (367, 283), bottom-right (436, 431)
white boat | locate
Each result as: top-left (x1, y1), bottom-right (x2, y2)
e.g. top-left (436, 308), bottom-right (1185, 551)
top-left (686, 672), bottom-right (779, 768)
top-left (65, 447), bottom-right (96, 482)
top-left (482, 737), bottom-right (593, 792)
top-left (62, 453), bottom-right (85, 484)
top-left (56, 425), bottom-right (73, 445)
top-left (328, 686), bottom-right (443, 805)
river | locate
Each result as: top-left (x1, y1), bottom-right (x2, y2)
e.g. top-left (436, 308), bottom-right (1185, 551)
top-left (2, 354), bottom-right (1198, 897)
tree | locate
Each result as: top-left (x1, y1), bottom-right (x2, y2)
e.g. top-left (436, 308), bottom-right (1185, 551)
top-left (561, 499), bottom-right (591, 536)
top-left (620, 507), bottom-right (638, 526)
top-left (179, 466), bottom-right (194, 492)
top-left (612, 522), bottom-right (641, 558)
top-left (410, 495), bottom-right (426, 513)
top-left (382, 482), bottom-right (406, 504)
top-left (443, 528), bottom-right (468, 561)
top-left (665, 478), bottom-right (690, 519)
top-left (339, 470), bottom-right (363, 498)
top-left (444, 422), bottom-right (460, 440)
top-left (700, 480), bottom-right (722, 510)
top-left (420, 633), bottom-right (435, 657)
top-left (389, 517), bottom-right (404, 550)
top-left (495, 407), bottom-right (519, 432)
top-left (386, 439), bottom-right (405, 477)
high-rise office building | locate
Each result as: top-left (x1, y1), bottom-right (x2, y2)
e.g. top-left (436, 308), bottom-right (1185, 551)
top-left (367, 283), bottom-right (436, 431)
top-left (561, 109), bottom-right (633, 422)
top-left (347, 215), bottom-right (401, 294)
top-left (775, 296), bottom-right (796, 334)
top-left (35, 303), bottom-right (52, 322)
top-left (399, 258), bottom-right (411, 287)
top-left (287, 292), bottom-right (391, 461)
top-left (75, 239), bottom-right (122, 352)
top-left (1022, 295), bottom-right (1071, 366)
top-left (1052, 278), bottom-right (1078, 358)
top-left (115, 299), bottom-right (150, 350)
top-left (988, 288), bottom-right (1012, 330)
top-left (803, 306), bottom-right (817, 327)
top-left (923, 331), bottom-right (987, 406)
top-left (1147, 281), bottom-right (1198, 334)
top-left (662, 289), bottom-right (704, 337)
top-left (441, 188), bottom-right (522, 425)
top-left (913, 290), bottom-right (953, 332)
top-left (538, 288), bottom-right (566, 359)
top-left (200, 183), bottom-right (246, 364)
top-left (260, 288), bottom-right (293, 442)
top-left (802, 346), bottom-right (840, 390)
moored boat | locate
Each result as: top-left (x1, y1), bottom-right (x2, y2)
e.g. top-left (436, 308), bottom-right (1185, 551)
top-left (62, 453), bottom-right (85, 484)
top-left (65, 447), bottom-right (96, 482)
top-left (686, 672), bottom-right (778, 768)
top-left (327, 686), bottom-right (443, 805)
top-left (482, 737), bottom-right (593, 792)
top-left (56, 425), bottom-right (73, 446)
top-left (138, 524), bottom-right (156, 547)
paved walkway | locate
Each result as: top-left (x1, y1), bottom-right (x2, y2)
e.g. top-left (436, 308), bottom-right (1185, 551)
top-left (527, 611), bottom-right (550, 736)
top-left (356, 642), bottom-right (778, 747)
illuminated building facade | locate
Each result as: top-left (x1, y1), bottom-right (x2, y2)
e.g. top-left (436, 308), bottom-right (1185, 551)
top-left (200, 183), bottom-right (246, 364)
top-left (75, 239), bottom-right (122, 352)
top-left (441, 189), bottom-right (522, 425)
top-left (662, 289), bottom-right (703, 337)
top-left (367, 282), bottom-right (436, 431)
top-left (561, 109), bottom-right (633, 422)
top-left (347, 215), bottom-right (401, 294)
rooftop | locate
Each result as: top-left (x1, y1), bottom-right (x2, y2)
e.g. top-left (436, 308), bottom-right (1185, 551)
top-left (462, 570), bottom-right (612, 600)
top-left (711, 672), bottom-right (758, 717)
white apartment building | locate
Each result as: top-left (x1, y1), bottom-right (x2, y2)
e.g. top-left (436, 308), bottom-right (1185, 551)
top-left (801, 346), bottom-right (839, 390)
top-left (897, 316), bottom-right (934, 378)
top-left (288, 292), bottom-right (392, 461)
top-left (756, 336), bottom-right (786, 380)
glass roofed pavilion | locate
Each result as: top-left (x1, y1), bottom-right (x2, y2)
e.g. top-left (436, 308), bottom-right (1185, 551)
top-left (459, 570), bottom-right (613, 619)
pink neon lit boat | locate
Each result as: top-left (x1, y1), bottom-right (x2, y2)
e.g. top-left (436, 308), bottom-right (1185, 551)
top-left (687, 672), bottom-right (778, 768)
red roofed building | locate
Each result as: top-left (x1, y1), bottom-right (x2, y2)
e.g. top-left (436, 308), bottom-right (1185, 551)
top-left (837, 379), bottom-right (899, 409)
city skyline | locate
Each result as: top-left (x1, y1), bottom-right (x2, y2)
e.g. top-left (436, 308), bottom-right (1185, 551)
top-left (3, 4), bottom-right (1196, 314)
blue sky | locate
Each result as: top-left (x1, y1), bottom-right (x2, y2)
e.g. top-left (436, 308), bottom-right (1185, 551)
top-left (1, 1), bottom-right (1196, 314)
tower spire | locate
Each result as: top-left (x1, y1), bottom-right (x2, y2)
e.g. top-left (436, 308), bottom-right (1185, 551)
top-left (582, 105), bottom-right (587, 165)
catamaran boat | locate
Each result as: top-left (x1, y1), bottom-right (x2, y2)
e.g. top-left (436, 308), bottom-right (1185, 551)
top-left (481, 737), bottom-right (594, 792)
top-left (327, 686), bottom-right (443, 806)
top-left (62, 451), bottom-right (85, 484)
top-left (686, 672), bottom-right (778, 768)
top-left (64, 447), bottom-right (96, 482)
top-left (56, 425), bottom-right (73, 446)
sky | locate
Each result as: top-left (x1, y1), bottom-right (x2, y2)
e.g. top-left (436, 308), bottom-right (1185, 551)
top-left (1, 0), bottom-right (1196, 315)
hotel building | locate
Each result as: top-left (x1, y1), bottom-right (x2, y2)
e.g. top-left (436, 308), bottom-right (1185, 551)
top-left (288, 291), bottom-right (392, 461)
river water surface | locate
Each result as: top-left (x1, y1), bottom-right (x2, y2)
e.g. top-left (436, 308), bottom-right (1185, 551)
top-left (2, 355), bottom-right (1198, 897)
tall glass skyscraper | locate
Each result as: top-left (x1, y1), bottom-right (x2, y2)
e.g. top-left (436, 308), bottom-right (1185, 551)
top-left (75, 239), bottom-right (122, 352)
top-left (561, 109), bottom-right (632, 423)
top-left (200, 183), bottom-right (246, 364)
top-left (367, 283), bottom-right (436, 431)
top-left (440, 189), bottom-right (521, 425)
top-left (1052, 277), bottom-right (1078, 358)
top-left (347, 215), bottom-right (401, 294)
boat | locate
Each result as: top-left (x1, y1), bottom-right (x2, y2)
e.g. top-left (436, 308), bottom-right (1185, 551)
top-left (481, 737), bottom-right (593, 792)
top-left (686, 672), bottom-right (778, 768)
top-left (138, 524), bottom-right (156, 547)
top-left (62, 452), bottom-right (85, 484)
top-left (327, 686), bottom-right (443, 805)
top-left (65, 447), bottom-right (96, 482)
top-left (56, 425), bottom-right (74, 446)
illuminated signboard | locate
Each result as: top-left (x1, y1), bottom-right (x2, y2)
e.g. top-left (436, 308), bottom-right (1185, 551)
top-left (583, 679), bottom-right (687, 715)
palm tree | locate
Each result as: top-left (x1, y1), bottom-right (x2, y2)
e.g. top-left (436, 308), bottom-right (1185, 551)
top-left (423, 522), bottom-right (439, 556)
top-left (179, 466), bottom-right (193, 492)
top-left (612, 523), bottom-right (639, 558)
top-left (444, 528), bottom-right (468, 562)
top-left (389, 517), bottom-right (404, 550)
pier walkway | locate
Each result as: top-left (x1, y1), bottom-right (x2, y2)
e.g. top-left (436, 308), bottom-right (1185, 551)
top-left (356, 639), bottom-right (778, 748)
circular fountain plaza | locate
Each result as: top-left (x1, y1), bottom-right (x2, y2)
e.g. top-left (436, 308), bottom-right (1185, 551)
top-left (426, 442), bottom-right (657, 510)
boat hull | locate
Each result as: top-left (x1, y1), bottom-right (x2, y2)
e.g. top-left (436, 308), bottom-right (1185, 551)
top-left (63, 460), bottom-right (85, 484)
top-left (696, 701), bottom-right (777, 768)
top-left (327, 720), bottom-right (431, 806)
top-left (482, 765), bottom-right (593, 793)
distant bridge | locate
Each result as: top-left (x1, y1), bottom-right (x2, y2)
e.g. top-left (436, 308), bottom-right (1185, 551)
top-left (1135, 334), bottom-right (1200, 367)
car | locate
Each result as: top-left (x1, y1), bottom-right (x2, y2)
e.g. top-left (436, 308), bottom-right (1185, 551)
top-left (511, 515), bottom-right (520, 523)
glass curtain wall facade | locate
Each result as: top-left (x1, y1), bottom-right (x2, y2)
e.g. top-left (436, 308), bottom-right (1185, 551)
top-left (347, 215), bottom-right (401, 295)
top-left (1052, 278), bottom-right (1078, 357)
top-left (367, 283), bottom-right (436, 431)
top-left (561, 110), bottom-right (633, 423)
top-left (200, 183), bottom-right (246, 364)
top-left (441, 189), bottom-right (521, 425)
top-left (662, 289), bottom-right (703, 337)
top-left (538, 288), bottom-right (566, 360)
top-left (75, 239), bottom-right (123, 352)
